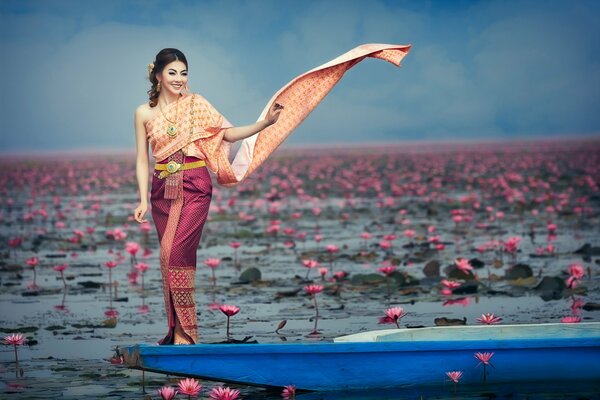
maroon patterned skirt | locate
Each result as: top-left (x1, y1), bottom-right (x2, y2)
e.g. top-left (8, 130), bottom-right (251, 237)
top-left (150, 154), bottom-right (212, 344)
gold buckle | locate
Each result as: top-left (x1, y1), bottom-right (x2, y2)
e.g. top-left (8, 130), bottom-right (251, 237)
top-left (157, 160), bottom-right (182, 179)
top-left (166, 161), bottom-right (181, 173)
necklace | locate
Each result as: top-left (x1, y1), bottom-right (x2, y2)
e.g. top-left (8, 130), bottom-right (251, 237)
top-left (159, 94), bottom-right (182, 138)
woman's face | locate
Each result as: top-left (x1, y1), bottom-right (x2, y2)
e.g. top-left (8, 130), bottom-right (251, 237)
top-left (158, 60), bottom-right (188, 96)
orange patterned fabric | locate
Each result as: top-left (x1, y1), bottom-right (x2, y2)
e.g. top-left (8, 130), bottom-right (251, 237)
top-left (145, 43), bottom-right (411, 186)
top-left (146, 93), bottom-right (233, 163)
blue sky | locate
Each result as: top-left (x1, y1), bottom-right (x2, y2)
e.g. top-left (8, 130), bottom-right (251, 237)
top-left (1, 0), bottom-right (599, 153)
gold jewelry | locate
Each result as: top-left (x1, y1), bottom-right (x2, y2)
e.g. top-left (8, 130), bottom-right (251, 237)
top-left (159, 94), bottom-right (182, 138)
top-left (157, 81), bottom-right (161, 92)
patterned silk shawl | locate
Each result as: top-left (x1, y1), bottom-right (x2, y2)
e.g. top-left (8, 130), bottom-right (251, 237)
top-left (145, 43), bottom-right (412, 187)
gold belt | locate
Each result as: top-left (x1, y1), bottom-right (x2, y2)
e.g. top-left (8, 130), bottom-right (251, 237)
top-left (154, 160), bottom-right (206, 179)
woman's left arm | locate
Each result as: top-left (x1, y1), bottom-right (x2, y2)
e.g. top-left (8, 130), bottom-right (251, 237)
top-left (223, 103), bottom-right (284, 143)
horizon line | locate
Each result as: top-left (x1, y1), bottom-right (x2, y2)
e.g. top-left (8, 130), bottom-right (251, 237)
top-left (1, 134), bottom-right (599, 157)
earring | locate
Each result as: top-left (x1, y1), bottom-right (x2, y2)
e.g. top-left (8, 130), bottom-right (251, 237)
top-left (157, 81), bottom-right (161, 92)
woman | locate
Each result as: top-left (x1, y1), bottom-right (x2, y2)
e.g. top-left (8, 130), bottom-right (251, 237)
top-left (132, 48), bottom-right (283, 345)
top-left (132, 43), bottom-right (411, 345)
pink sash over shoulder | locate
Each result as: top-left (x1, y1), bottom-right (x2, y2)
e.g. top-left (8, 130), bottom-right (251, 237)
top-left (147, 43), bottom-right (412, 186)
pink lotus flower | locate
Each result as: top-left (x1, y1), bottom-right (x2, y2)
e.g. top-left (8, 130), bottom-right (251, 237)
top-left (503, 236), bottom-right (521, 253)
top-left (360, 232), bottom-right (372, 240)
top-left (318, 267), bottom-right (328, 280)
top-left (454, 258), bottom-right (473, 273)
top-left (561, 316), bottom-right (581, 323)
top-left (379, 240), bottom-right (392, 250)
top-left (104, 309), bottom-right (119, 318)
top-left (302, 259), bottom-right (319, 269)
top-left (403, 229), bottom-right (415, 238)
top-left (220, 304), bottom-right (240, 338)
top-left (105, 260), bottom-right (119, 269)
top-left (333, 270), bottom-right (347, 280)
top-left (3, 333), bottom-right (26, 346)
top-left (304, 285), bottom-right (324, 334)
top-left (26, 257), bottom-right (39, 267)
top-left (314, 234), bottom-right (323, 243)
top-left (125, 241), bottom-right (140, 256)
top-left (219, 304), bottom-right (240, 317)
top-left (474, 351), bottom-right (494, 366)
top-left (135, 262), bottom-right (149, 273)
top-left (325, 244), bottom-right (339, 253)
top-left (282, 384), bottom-right (296, 399)
top-left (567, 263), bottom-right (585, 279)
top-left (178, 377), bottom-right (202, 396)
top-left (476, 313), bottom-right (503, 325)
top-left (283, 227), bottom-right (296, 236)
top-left (229, 241), bottom-right (241, 249)
top-left (73, 229), bottom-right (85, 238)
top-left (383, 234), bottom-right (397, 241)
top-left (209, 386), bottom-right (240, 400)
top-left (204, 258), bottom-right (221, 268)
top-left (377, 265), bottom-right (396, 276)
top-left (566, 263), bottom-right (585, 288)
top-left (304, 285), bottom-right (324, 295)
top-left (139, 221), bottom-right (152, 232)
top-left (446, 370), bottom-right (463, 383)
top-left (107, 228), bottom-right (127, 241)
top-left (53, 264), bottom-right (68, 272)
top-left (54, 263), bottom-right (68, 288)
top-left (385, 306), bottom-right (407, 328)
top-left (4, 333), bottom-right (26, 379)
top-left (157, 385), bottom-right (178, 400)
top-left (441, 280), bottom-right (461, 289)
top-left (474, 351), bottom-right (495, 383)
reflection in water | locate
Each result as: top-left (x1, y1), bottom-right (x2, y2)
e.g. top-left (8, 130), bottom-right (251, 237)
top-left (53, 288), bottom-right (69, 313)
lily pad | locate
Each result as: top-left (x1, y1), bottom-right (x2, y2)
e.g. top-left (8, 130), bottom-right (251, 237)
top-left (423, 260), bottom-right (440, 277)
top-left (505, 264), bottom-right (533, 280)
top-left (351, 273), bottom-right (386, 285)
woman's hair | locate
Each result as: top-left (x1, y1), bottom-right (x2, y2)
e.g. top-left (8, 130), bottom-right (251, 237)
top-left (147, 48), bottom-right (188, 107)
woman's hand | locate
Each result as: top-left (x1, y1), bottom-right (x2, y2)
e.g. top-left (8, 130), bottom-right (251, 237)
top-left (266, 102), bottom-right (284, 126)
top-left (134, 202), bottom-right (148, 224)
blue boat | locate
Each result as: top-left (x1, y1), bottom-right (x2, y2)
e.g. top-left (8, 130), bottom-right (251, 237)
top-left (122, 322), bottom-right (600, 391)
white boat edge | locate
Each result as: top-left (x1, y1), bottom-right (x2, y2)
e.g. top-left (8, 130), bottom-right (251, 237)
top-left (333, 322), bottom-right (600, 343)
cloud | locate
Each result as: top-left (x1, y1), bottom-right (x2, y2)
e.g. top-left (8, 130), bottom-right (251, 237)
top-left (1, 0), bottom-right (599, 154)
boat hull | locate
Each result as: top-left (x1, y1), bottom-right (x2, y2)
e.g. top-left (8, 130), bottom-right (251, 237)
top-left (122, 336), bottom-right (600, 390)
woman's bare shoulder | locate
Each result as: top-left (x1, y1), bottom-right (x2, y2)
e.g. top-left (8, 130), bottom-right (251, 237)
top-left (135, 102), bottom-right (154, 124)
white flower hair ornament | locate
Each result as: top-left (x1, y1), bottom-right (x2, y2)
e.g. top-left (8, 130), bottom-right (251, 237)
top-left (147, 63), bottom-right (155, 79)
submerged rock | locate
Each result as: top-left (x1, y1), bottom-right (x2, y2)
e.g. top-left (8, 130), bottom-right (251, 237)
top-left (238, 267), bottom-right (261, 283)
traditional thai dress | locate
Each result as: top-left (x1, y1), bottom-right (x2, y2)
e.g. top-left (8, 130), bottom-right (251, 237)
top-left (145, 43), bottom-right (411, 344)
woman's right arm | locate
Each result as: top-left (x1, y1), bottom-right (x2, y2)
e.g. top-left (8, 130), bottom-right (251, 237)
top-left (133, 106), bottom-right (149, 224)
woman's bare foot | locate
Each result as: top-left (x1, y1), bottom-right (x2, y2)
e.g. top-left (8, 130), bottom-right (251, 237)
top-left (174, 325), bottom-right (193, 345)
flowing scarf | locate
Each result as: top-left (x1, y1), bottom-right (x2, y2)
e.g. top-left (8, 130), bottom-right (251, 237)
top-left (147, 43), bottom-right (412, 185)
